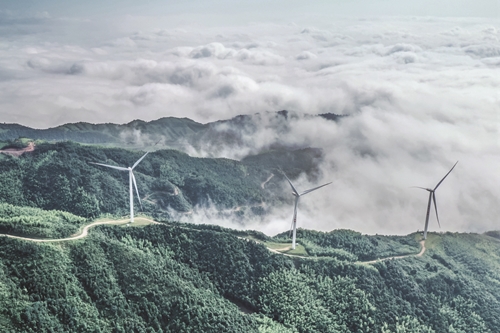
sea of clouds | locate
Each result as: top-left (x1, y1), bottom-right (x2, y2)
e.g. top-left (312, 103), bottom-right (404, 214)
top-left (0, 8), bottom-right (499, 236)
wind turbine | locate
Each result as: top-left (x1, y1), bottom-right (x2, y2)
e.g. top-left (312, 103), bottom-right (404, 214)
top-left (90, 152), bottom-right (149, 223)
top-left (283, 173), bottom-right (332, 249)
top-left (413, 161), bottom-right (458, 240)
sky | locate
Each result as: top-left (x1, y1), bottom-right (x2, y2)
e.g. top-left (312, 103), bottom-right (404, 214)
top-left (0, 1), bottom-right (499, 235)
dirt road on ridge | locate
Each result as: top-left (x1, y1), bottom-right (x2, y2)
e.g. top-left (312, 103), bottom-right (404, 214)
top-left (0, 218), bottom-right (160, 243)
top-left (1, 218), bottom-right (426, 264)
top-left (359, 240), bottom-right (426, 264)
top-left (0, 142), bottom-right (35, 157)
top-left (261, 174), bottom-right (274, 189)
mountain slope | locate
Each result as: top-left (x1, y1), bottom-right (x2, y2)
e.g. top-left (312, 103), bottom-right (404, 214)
top-left (0, 141), bottom-right (324, 223)
top-left (0, 222), bottom-right (499, 333)
top-left (0, 117), bottom-right (206, 146)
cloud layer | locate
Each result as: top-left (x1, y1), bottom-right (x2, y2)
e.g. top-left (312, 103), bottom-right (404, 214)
top-left (0, 8), bottom-right (499, 236)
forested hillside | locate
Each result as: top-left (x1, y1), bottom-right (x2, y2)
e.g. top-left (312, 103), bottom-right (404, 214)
top-left (0, 222), bottom-right (499, 333)
top-left (1, 137), bottom-right (499, 333)
top-left (0, 117), bottom-right (205, 147)
top-left (0, 141), bottom-right (322, 224)
top-left (0, 203), bottom-right (86, 239)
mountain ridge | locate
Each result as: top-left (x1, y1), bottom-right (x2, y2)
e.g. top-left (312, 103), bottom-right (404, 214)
top-left (0, 111), bottom-right (344, 155)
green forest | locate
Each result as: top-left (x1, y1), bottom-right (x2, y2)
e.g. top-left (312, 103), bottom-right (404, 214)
top-left (0, 141), bottom-right (321, 224)
top-left (1, 140), bottom-right (500, 333)
top-left (1, 223), bottom-right (500, 332)
top-left (0, 203), bottom-right (86, 239)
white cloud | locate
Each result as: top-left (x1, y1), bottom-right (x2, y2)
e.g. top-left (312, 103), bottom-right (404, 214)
top-left (464, 43), bottom-right (500, 58)
top-left (0, 8), bottom-right (499, 236)
top-left (190, 42), bottom-right (231, 59)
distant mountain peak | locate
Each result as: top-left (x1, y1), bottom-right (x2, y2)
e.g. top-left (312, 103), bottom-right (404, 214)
top-left (0, 111), bottom-right (345, 159)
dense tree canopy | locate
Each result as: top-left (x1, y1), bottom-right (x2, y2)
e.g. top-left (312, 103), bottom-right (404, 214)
top-left (1, 141), bottom-right (500, 332)
top-left (1, 222), bottom-right (499, 333)
top-left (0, 142), bottom-right (321, 222)
top-left (0, 141), bottom-right (319, 221)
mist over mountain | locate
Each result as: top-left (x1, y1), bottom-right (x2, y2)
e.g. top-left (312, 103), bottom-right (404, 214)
top-left (1, 105), bottom-right (499, 237)
top-left (0, 111), bottom-right (342, 157)
top-left (1, 4), bottom-right (498, 237)
top-left (1, 2), bottom-right (500, 332)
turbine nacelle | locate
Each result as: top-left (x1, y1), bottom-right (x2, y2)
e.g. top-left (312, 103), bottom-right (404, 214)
top-left (411, 186), bottom-right (433, 192)
top-left (281, 172), bottom-right (331, 249)
top-left (90, 152), bottom-right (149, 223)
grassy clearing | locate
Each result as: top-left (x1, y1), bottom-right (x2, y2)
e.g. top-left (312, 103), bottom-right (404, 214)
top-left (264, 241), bottom-right (293, 251)
top-left (263, 241), bottom-right (309, 256)
top-left (124, 217), bottom-right (157, 227)
top-left (92, 216), bottom-right (157, 228)
top-left (422, 233), bottom-right (441, 251)
top-left (241, 234), bottom-right (311, 257)
top-left (283, 244), bottom-right (308, 256)
top-left (93, 217), bottom-right (130, 223)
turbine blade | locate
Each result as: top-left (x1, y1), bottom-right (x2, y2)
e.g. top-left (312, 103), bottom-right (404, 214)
top-left (432, 192), bottom-right (440, 228)
top-left (282, 173), bottom-right (299, 196)
top-left (434, 161), bottom-right (458, 190)
top-left (300, 182), bottom-right (332, 196)
top-left (132, 152), bottom-right (149, 170)
top-left (131, 171), bottom-right (142, 211)
top-left (411, 186), bottom-right (429, 190)
top-left (89, 162), bottom-right (128, 171)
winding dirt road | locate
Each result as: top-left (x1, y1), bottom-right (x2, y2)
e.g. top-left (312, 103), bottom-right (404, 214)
top-left (359, 240), bottom-right (426, 264)
top-left (244, 237), bottom-right (426, 263)
top-left (1, 217), bottom-right (425, 264)
top-left (0, 142), bottom-right (35, 157)
top-left (0, 218), bottom-right (159, 243)
top-left (261, 174), bottom-right (274, 189)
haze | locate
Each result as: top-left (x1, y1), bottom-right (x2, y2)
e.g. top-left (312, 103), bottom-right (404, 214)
top-left (0, 1), bottom-right (499, 236)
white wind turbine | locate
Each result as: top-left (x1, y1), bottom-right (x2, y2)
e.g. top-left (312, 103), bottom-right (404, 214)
top-left (90, 152), bottom-right (149, 223)
top-left (413, 161), bottom-right (458, 240)
top-left (283, 173), bottom-right (332, 249)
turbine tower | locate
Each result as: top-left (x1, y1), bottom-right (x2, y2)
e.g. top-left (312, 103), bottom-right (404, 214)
top-left (283, 173), bottom-right (331, 250)
top-left (413, 161), bottom-right (458, 240)
top-left (90, 152), bottom-right (149, 223)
